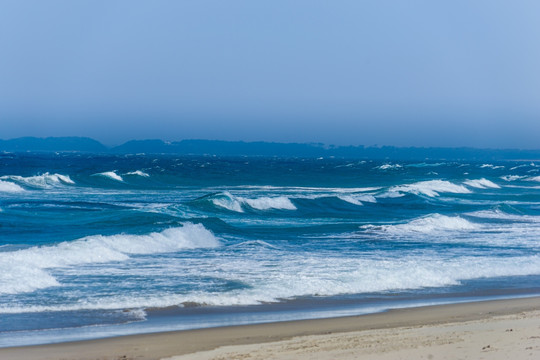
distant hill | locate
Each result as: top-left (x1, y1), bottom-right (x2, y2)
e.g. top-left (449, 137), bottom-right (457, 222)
top-left (112, 139), bottom-right (328, 157)
top-left (111, 139), bottom-right (540, 161)
top-left (2, 137), bottom-right (540, 161)
top-left (0, 137), bottom-right (107, 153)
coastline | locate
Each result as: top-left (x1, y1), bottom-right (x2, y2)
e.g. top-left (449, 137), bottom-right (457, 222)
top-left (1, 296), bottom-right (538, 360)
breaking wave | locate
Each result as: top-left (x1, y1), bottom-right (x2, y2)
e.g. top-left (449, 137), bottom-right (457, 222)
top-left (363, 214), bottom-right (479, 234)
top-left (0, 173), bottom-right (74, 189)
top-left (0, 224), bottom-right (219, 295)
top-left (387, 180), bottom-right (471, 197)
top-left (210, 192), bottom-right (297, 212)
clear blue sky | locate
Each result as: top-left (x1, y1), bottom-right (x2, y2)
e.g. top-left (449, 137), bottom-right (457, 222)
top-left (1, 0), bottom-right (539, 148)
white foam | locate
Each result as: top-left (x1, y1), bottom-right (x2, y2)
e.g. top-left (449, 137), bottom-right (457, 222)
top-left (94, 171), bottom-right (124, 182)
top-left (0, 224), bottom-right (219, 295)
top-left (376, 163), bottom-right (402, 170)
top-left (126, 170), bottom-right (150, 177)
top-left (463, 178), bottom-right (500, 189)
top-left (0, 180), bottom-right (25, 193)
top-left (0, 173), bottom-right (74, 189)
top-left (3, 253), bottom-right (538, 313)
top-left (526, 176), bottom-right (540, 182)
top-left (366, 214), bottom-right (479, 234)
top-left (501, 175), bottom-right (525, 182)
top-left (480, 164), bottom-right (505, 169)
top-left (388, 180), bottom-right (472, 197)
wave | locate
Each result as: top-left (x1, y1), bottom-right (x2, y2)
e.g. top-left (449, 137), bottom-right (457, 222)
top-left (338, 194), bottom-right (377, 206)
top-left (526, 176), bottom-right (540, 182)
top-left (126, 170), bottom-right (150, 177)
top-left (0, 179), bottom-right (25, 193)
top-left (363, 214), bottom-right (479, 234)
top-left (93, 171), bottom-right (124, 182)
top-left (210, 192), bottom-right (296, 212)
top-left (466, 209), bottom-right (540, 223)
top-left (0, 224), bottom-right (219, 295)
top-left (0, 173), bottom-right (74, 189)
top-left (463, 178), bottom-right (500, 189)
top-left (387, 180), bottom-right (471, 197)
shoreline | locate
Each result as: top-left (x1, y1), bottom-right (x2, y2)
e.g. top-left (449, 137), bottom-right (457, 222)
top-left (0, 296), bottom-right (538, 360)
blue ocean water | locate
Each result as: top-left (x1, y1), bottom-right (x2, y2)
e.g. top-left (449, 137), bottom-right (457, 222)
top-left (1, 153), bottom-right (540, 346)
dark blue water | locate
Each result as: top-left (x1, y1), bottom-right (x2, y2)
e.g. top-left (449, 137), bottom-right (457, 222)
top-left (1, 153), bottom-right (539, 346)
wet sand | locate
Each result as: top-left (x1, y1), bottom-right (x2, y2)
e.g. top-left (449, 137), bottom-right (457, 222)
top-left (1, 297), bottom-right (539, 360)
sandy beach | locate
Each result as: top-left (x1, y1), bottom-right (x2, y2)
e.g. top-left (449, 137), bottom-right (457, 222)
top-left (0, 297), bottom-right (538, 360)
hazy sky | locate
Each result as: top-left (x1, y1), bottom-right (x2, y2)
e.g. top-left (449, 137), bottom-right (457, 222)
top-left (1, 1), bottom-right (539, 148)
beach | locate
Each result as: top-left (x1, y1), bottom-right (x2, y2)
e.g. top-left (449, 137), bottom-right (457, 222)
top-left (1, 297), bottom-right (538, 360)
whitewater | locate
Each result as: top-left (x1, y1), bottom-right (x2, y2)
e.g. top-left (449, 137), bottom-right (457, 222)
top-left (1, 153), bottom-right (539, 346)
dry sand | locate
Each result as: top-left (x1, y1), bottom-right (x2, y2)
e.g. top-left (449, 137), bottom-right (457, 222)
top-left (0, 297), bottom-right (539, 360)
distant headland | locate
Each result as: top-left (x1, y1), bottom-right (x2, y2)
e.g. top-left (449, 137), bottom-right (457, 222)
top-left (1, 137), bottom-right (540, 161)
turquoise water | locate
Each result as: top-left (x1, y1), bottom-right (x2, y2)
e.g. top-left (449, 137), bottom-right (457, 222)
top-left (1, 153), bottom-right (540, 346)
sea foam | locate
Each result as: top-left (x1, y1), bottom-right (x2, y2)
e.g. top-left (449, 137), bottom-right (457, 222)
top-left (376, 164), bottom-right (402, 170)
top-left (3, 253), bottom-right (539, 313)
top-left (480, 164), bottom-right (505, 169)
top-left (501, 175), bottom-right (525, 182)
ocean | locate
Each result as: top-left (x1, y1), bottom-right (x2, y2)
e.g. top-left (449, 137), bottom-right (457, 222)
top-left (1, 152), bottom-right (539, 346)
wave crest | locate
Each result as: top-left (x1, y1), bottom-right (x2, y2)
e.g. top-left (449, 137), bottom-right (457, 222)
top-left (0, 173), bottom-right (74, 189)
top-left (126, 170), bottom-right (150, 177)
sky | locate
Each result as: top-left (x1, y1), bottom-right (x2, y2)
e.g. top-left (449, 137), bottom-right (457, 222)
top-left (0, 0), bottom-right (539, 148)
